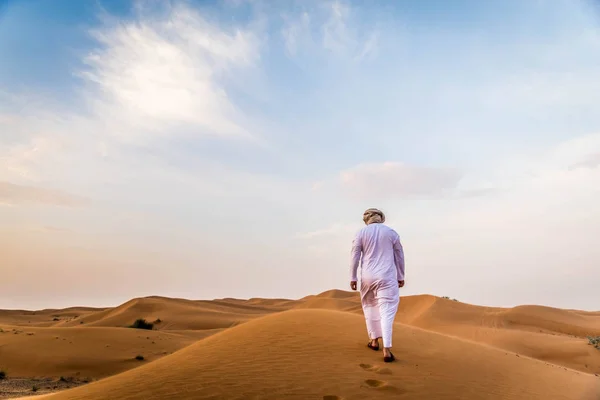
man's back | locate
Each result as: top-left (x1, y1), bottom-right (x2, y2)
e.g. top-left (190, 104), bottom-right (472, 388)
top-left (350, 223), bottom-right (405, 283)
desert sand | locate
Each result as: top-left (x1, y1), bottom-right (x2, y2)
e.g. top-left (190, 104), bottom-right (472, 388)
top-left (1, 291), bottom-right (599, 399)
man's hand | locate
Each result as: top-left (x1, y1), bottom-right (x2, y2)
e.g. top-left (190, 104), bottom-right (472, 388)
top-left (398, 280), bottom-right (405, 288)
top-left (350, 281), bottom-right (357, 291)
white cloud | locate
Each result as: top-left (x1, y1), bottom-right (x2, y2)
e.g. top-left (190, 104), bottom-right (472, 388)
top-left (0, 181), bottom-right (89, 207)
top-left (310, 181), bottom-right (324, 191)
top-left (0, 2), bottom-right (269, 194)
top-left (321, 0), bottom-right (350, 54)
top-left (479, 71), bottom-right (600, 111)
top-left (280, 0), bottom-right (379, 61)
top-left (355, 30), bottom-right (379, 61)
top-left (338, 162), bottom-right (463, 199)
top-left (281, 11), bottom-right (310, 57)
top-left (296, 222), bottom-right (358, 239)
top-left (80, 3), bottom-right (260, 144)
top-left (570, 153), bottom-right (600, 170)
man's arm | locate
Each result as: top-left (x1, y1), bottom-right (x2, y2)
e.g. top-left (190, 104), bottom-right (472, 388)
top-left (393, 233), bottom-right (405, 282)
top-left (350, 231), bottom-right (362, 282)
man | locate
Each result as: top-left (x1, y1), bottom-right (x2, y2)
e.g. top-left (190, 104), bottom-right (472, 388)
top-left (350, 208), bottom-right (405, 363)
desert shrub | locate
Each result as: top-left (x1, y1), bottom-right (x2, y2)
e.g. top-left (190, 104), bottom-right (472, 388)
top-left (441, 296), bottom-right (459, 302)
top-left (130, 319), bottom-right (153, 330)
top-left (53, 317), bottom-right (60, 321)
top-left (32, 385), bottom-right (39, 392)
top-left (588, 336), bottom-right (600, 349)
top-left (135, 355), bottom-right (145, 361)
top-left (153, 318), bottom-right (162, 324)
top-left (0, 370), bottom-right (6, 379)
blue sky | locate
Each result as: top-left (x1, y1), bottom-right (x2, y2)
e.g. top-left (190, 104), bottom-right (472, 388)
top-left (1, 0), bottom-right (600, 310)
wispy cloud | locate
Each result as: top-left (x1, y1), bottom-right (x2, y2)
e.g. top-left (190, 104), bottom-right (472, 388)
top-left (280, 0), bottom-right (379, 61)
top-left (295, 222), bottom-right (358, 239)
top-left (0, 1), bottom-right (270, 195)
top-left (321, 0), bottom-right (350, 54)
top-left (281, 11), bottom-right (310, 57)
top-left (569, 153), bottom-right (600, 170)
top-left (81, 3), bottom-right (260, 143)
top-left (0, 181), bottom-right (89, 207)
top-left (338, 162), bottom-right (463, 199)
top-left (355, 30), bottom-right (379, 61)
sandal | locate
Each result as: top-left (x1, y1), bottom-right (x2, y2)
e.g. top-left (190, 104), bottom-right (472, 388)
top-left (367, 342), bottom-right (380, 351)
top-left (383, 352), bottom-right (395, 363)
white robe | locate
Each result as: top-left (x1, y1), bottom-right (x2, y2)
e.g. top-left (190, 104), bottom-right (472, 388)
top-left (350, 222), bottom-right (405, 348)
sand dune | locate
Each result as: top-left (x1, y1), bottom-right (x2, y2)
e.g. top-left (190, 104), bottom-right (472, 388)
top-left (57, 296), bottom-right (285, 330)
top-left (498, 305), bottom-right (600, 336)
top-left (14, 309), bottom-right (600, 400)
top-left (397, 296), bottom-right (600, 337)
top-left (1, 291), bottom-right (599, 399)
top-left (0, 308), bottom-right (104, 328)
top-left (393, 296), bottom-right (600, 374)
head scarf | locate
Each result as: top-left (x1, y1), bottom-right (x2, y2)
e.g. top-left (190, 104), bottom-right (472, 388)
top-left (363, 208), bottom-right (385, 225)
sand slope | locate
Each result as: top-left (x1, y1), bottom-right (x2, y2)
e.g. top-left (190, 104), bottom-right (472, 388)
top-left (20, 309), bottom-right (600, 400)
top-left (0, 325), bottom-right (202, 379)
top-left (394, 296), bottom-right (600, 374)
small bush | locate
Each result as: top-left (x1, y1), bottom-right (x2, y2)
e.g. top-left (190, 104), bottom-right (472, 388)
top-left (53, 317), bottom-right (60, 321)
top-left (588, 336), bottom-right (600, 349)
top-left (135, 355), bottom-right (145, 361)
top-left (130, 319), bottom-right (153, 330)
top-left (0, 370), bottom-right (6, 379)
top-left (32, 385), bottom-right (39, 392)
top-left (153, 318), bottom-right (162, 324)
top-left (442, 296), bottom-right (450, 299)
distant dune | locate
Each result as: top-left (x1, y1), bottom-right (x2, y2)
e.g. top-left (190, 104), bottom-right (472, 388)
top-left (1, 291), bottom-right (599, 399)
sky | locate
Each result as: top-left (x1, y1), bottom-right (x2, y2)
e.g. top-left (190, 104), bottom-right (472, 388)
top-left (1, 0), bottom-right (600, 311)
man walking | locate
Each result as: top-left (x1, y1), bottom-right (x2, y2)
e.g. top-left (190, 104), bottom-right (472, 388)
top-left (350, 208), bottom-right (405, 362)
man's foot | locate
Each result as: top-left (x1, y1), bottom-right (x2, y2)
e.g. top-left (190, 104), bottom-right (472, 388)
top-left (367, 338), bottom-right (380, 351)
top-left (383, 348), bottom-right (395, 363)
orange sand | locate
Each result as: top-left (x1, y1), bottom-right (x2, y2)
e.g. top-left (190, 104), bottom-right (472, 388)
top-left (1, 291), bottom-right (598, 399)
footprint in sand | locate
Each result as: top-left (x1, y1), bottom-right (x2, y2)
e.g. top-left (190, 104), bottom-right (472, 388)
top-left (365, 379), bottom-right (386, 388)
top-left (359, 363), bottom-right (393, 375)
top-left (362, 379), bottom-right (405, 394)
